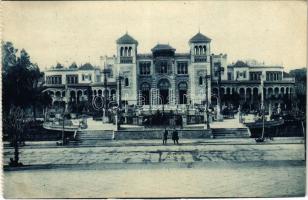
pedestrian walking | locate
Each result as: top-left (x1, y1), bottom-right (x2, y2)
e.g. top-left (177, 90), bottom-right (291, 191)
top-left (172, 129), bottom-right (179, 145)
top-left (163, 128), bottom-right (168, 144)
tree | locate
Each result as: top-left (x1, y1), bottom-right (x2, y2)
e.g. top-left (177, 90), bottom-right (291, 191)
top-left (2, 41), bottom-right (17, 75)
top-left (2, 42), bottom-right (52, 162)
top-left (38, 91), bottom-right (53, 119)
top-left (4, 106), bottom-right (25, 166)
top-left (289, 68), bottom-right (306, 111)
top-left (2, 42), bottom-right (49, 117)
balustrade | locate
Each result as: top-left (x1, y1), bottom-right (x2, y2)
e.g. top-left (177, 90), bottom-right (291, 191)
top-left (120, 57), bottom-right (133, 64)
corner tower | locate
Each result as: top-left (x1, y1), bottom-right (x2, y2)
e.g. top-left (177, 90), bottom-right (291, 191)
top-left (188, 32), bottom-right (212, 104)
top-left (116, 33), bottom-right (138, 105)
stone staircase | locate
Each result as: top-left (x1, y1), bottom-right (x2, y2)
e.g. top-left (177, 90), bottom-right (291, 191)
top-left (211, 128), bottom-right (250, 139)
top-left (68, 130), bottom-right (114, 146)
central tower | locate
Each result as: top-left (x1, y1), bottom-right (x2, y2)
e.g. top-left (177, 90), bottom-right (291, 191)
top-left (151, 44), bottom-right (176, 105)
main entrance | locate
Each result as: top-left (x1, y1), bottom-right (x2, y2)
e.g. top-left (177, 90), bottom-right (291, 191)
top-left (157, 79), bottom-right (171, 104)
top-left (141, 82), bottom-right (150, 105)
top-left (178, 82), bottom-right (188, 104)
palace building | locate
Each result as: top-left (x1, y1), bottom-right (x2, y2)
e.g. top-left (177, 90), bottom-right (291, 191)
top-left (44, 32), bottom-right (295, 113)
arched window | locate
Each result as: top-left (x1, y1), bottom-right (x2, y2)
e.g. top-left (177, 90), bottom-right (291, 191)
top-left (194, 46), bottom-right (198, 55)
top-left (146, 63), bottom-right (150, 74)
top-left (195, 46), bottom-right (199, 55)
top-left (98, 89), bottom-right (102, 96)
top-left (120, 47), bottom-right (124, 56)
top-left (104, 90), bottom-right (109, 98)
top-left (281, 87), bottom-right (285, 94)
top-left (141, 82), bottom-right (151, 105)
top-left (203, 46), bottom-right (206, 55)
top-left (128, 47), bottom-right (132, 57)
top-left (124, 47), bottom-right (128, 56)
top-left (55, 91), bottom-right (61, 98)
top-left (199, 46), bottom-right (203, 55)
top-left (141, 82), bottom-right (151, 91)
top-left (199, 76), bottom-right (203, 85)
top-left (125, 77), bottom-right (129, 86)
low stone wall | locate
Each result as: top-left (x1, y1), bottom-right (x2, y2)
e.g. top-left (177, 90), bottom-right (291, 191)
top-left (114, 129), bottom-right (212, 140)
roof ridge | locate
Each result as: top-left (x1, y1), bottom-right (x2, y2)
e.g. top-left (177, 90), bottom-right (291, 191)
top-left (189, 32), bottom-right (211, 43)
top-left (117, 33), bottom-right (138, 45)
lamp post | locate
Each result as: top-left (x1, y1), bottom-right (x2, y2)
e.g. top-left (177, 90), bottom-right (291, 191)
top-left (62, 83), bottom-right (69, 145)
top-left (204, 70), bottom-right (210, 130)
top-left (117, 74), bottom-right (124, 127)
top-left (102, 64), bottom-right (109, 123)
top-left (217, 63), bottom-right (222, 115)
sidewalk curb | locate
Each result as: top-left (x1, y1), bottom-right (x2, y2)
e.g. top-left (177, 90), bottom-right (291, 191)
top-left (3, 160), bottom-right (305, 172)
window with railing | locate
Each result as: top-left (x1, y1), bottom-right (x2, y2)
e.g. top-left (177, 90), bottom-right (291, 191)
top-left (214, 62), bottom-right (221, 77)
top-left (228, 72), bottom-right (232, 80)
top-left (82, 74), bottom-right (92, 81)
top-left (139, 62), bottom-right (151, 75)
top-left (66, 75), bottom-right (78, 84)
top-left (177, 62), bottom-right (188, 74)
top-left (194, 56), bottom-right (207, 63)
top-left (46, 75), bottom-right (62, 84)
top-left (120, 57), bottom-right (133, 64)
top-left (156, 61), bottom-right (171, 74)
top-left (266, 71), bottom-right (282, 81)
top-left (249, 72), bottom-right (262, 81)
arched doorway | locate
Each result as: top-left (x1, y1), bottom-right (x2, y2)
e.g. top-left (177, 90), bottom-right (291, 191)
top-left (70, 90), bottom-right (76, 102)
top-left (111, 89), bottom-right (116, 101)
top-left (246, 88), bottom-right (252, 101)
top-left (239, 88), bottom-right (245, 99)
top-left (157, 79), bottom-right (170, 104)
top-left (274, 87), bottom-right (279, 97)
top-left (77, 90), bottom-right (83, 102)
top-left (178, 82), bottom-right (188, 104)
top-left (226, 88), bottom-right (231, 95)
top-left (268, 88), bottom-right (273, 98)
top-left (141, 82), bottom-right (150, 105)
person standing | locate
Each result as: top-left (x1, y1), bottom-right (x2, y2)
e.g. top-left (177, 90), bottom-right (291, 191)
top-left (172, 129), bottom-right (179, 145)
top-left (174, 129), bottom-right (179, 145)
top-left (163, 128), bottom-right (168, 145)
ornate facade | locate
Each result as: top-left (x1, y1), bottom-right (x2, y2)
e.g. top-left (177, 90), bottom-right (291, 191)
top-left (44, 32), bottom-right (295, 111)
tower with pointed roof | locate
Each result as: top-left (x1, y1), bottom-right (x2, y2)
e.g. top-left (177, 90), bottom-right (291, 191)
top-left (188, 32), bottom-right (212, 105)
top-left (116, 32), bottom-right (139, 104)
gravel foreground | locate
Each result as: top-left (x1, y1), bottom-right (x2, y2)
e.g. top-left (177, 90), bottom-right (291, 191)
top-left (4, 161), bottom-right (305, 198)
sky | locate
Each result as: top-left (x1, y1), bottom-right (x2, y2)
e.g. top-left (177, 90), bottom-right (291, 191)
top-left (3, 1), bottom-right (307, 72)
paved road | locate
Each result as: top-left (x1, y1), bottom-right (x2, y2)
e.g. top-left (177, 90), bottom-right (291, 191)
top-left (3, 139), bottom-right (305, 198)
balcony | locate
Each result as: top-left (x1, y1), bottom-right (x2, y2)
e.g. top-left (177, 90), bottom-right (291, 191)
top-left (194, 56), bottom-right (207, 63)
top-left (120, 57), bottom-right (133, 64)
top-left (44, 83), bottom-right (64, 88)
top-left (282, 77), bottom-right (295, 82)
